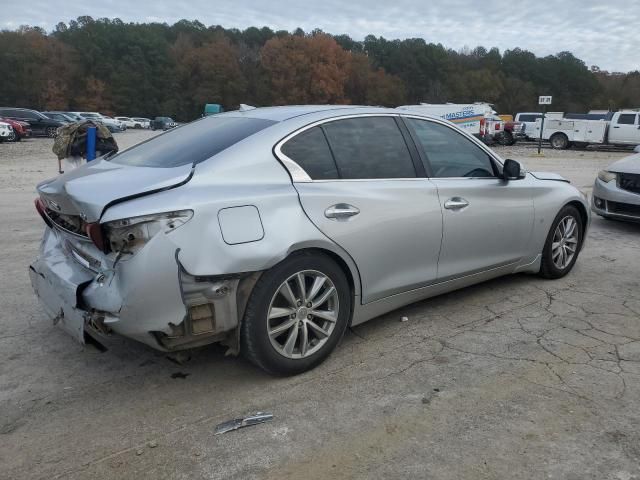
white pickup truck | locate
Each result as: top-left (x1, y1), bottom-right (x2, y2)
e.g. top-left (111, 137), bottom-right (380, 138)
top-left (533, 110), bottom-right (640, 149)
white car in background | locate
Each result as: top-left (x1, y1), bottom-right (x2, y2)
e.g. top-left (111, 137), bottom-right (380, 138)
top-left (115, 117), bottom-right (147, 129)
top-left (71, 112), bottom-right (125, 132)
top-left (131, 117), bottom-right (151, 129)
top-left (0, 121), bottom-right (13, 142)
top-left (101, 115), bottom-right (127, 131)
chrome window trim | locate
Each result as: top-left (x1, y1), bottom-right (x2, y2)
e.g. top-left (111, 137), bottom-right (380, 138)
top-left (273, 112), bottom-right (505, 183)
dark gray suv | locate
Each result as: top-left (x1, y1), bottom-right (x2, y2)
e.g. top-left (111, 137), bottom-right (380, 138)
top-left (0, 108), bottom-right (65, 137)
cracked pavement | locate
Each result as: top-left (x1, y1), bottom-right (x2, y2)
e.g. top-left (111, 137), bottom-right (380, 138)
top-left (1, 135), bottom-right (640, 479)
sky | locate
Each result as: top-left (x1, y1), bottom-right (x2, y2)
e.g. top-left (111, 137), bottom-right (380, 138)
top-left (1, 0), bottom-right (639, 72)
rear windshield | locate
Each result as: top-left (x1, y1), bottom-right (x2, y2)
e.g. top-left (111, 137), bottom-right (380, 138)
top-left (110, 116), bottom-right (276, 168)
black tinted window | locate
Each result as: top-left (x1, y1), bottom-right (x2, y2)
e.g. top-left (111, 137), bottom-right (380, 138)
top-left (407, 118), bottom-right (495, 178)
top-left (111, 116), bottom-right (275, 168)
top-left (618, 114), bottom-right (637, 125)
top-left (322, 117), bottom-right (415, 179)
top-left (519, 114), bottom-right (541, 122)
top-left (281, 127), bottom-right (338, 180)
top-left (23, 110), bottom-right (40, 120)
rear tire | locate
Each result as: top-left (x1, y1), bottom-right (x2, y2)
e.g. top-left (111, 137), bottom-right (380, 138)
top-left (540, 205), bottom-right (583, 279)
top-left (550, 133), bottom-right (569, 150)
top-left (241, 251), bottom-right (351, 375)
top-left (7, 130), bottom-right (16, 142)
top-left (498, 131), bottom-right (515, 146)
top-left (46, 126), bottom-right (58, 138)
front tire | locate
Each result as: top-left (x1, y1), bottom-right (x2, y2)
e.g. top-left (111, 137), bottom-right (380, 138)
top-left (45, 126), bottom-right (57, 138)
top-left (241, 252), bottom-right (351, 375)
top-left (540, 205), bottom-right (583, 279)
top-left (550, 133), bottom-right (569, 150)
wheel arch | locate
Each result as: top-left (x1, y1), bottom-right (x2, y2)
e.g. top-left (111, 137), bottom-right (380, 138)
top-left (566, 200), bottom-right (589, 250)
top-left (285, 244), bottom-right (361, 306)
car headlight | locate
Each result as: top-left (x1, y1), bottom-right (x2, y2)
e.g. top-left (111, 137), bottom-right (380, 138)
top-left (597, 170), bottom-right (617, 183)
top-left (104, 210), bottom-right (193, 254)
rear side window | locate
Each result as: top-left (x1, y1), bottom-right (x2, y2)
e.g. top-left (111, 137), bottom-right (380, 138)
top-left (111, 116), bottom-right (276, 168)
top-left (281, 127), bottom-right (338, 180)
top-left (618, 114), bottom-right (637, 125)
top-left (322, 117), bottom-right (416, 179)
top-left (407, 118), bottom-right (496, 178)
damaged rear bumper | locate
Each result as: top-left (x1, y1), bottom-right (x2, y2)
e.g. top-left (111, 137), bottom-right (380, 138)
top-left (29, 227), bottom-right (252, 352)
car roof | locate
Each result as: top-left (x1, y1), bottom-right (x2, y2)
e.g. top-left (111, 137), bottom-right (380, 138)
top-left (224, 105), bottom-right (393, 122)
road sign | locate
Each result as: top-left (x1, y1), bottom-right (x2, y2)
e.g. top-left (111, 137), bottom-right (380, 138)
top-left (539, 96), bottom-right (553, 105)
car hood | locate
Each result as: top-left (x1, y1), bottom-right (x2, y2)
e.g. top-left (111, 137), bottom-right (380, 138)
top-left (529, 171), bottom-right (570, 182)
top-left (37, 158), bottom-right (193, 222)
top-left (608, 153), bottom-right (640, 174)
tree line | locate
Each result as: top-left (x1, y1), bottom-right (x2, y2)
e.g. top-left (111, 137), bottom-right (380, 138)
top-left (1, 17), bottom-right (638, 121)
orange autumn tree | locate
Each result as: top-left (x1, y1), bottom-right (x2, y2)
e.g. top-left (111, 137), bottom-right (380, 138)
top-left (261, 34), bottom-right (351, 105)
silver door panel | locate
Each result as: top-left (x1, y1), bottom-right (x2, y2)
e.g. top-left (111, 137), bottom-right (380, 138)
top-left (294, 179), bottom-right (443, 303)
top-left (432, 177), bottom-right (535, 280)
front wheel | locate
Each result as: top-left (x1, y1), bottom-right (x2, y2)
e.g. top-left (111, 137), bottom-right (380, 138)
top-left (550, 133), bottom-right (569, 150)
top-left (45, 126), bottom-right (58, 138)
top-left (241, 252), bottom-right (351, 375)
top-left (540, 205), bottom-right (583, 279)
top-left (7, 130), bottom-right (16, 142)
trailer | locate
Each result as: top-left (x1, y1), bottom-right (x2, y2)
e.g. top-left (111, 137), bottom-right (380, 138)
top-left (396, 103), bottom-right (494, 137)
top-left (532, 110), bottom-right (640, 149)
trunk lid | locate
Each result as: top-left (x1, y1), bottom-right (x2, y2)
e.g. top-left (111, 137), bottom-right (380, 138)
top-left (37, 158), bottom-right (193, 223)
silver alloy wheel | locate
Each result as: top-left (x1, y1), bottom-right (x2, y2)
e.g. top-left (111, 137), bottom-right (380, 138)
top-left (46, 127), bottom-right (57, 138)
top-left (551, 215), bottom-right (579, 269)
top-left (267, 270), bottom-right (339, 359)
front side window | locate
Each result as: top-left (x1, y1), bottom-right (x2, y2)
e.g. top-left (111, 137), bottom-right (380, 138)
top-left (322, 117), bottom-right (416, 179)
top-left (618, 114), bottom-right (637, 125)
top-left (406, 118), bottom-right (496, 178)
top-left (110, 116), bottom-right (275, 168)
top-left (281, 126), bottom-right (338, 180)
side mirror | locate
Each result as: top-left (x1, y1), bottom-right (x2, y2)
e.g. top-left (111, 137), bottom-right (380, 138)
top-left (503, 159), bottom-right (525, 180)
top-left (634, 145), bottom-right (640, 153)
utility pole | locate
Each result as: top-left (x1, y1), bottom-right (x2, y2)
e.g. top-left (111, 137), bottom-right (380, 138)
top-left (537, 96), bottom-right (552, 155)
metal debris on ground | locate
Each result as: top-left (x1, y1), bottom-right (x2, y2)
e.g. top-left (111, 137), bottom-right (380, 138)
top-left (214, 412), bottom-right (274, 435)
top-left (400, 316), bottom-right (409, 322)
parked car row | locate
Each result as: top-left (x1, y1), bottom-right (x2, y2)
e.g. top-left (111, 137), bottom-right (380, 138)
top-left (0, 107), bottom-right (160, 141)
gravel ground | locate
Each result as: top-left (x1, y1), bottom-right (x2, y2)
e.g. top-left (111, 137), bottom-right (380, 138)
top-left (1, 133), bottom-right (640, 480)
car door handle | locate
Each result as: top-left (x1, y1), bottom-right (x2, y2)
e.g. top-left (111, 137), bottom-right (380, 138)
top-left (444, 197), bottom-right (469, 210)
top-left (325, 203), bottom-right (360, 220)
top-left (613, 126), bottom-right (620, 128)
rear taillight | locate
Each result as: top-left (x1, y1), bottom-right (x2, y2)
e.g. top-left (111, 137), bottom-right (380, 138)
top-left (495, 123), bottom-right (501, 131)
top-left (479, 118), bottom-right (486, 136)
top-left (85, 223), bottom-right (107, 252)
top-left (34, 198), bottom-right (53, 228)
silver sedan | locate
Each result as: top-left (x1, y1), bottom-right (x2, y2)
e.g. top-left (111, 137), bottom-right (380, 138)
top-left (30, 106), bottom-right (590, 375)
top-left (592, 146), bottom-right (640, 222)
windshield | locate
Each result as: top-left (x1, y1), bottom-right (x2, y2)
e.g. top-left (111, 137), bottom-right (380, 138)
top-left (81, 113), bottom-right (101, 118)
top-left (110, 116), bottom-right (276, 168)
